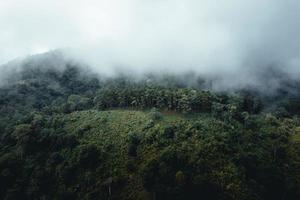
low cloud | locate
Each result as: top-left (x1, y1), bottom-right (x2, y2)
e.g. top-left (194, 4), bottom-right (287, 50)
top-left (0, 0), bottom-right (299, 91)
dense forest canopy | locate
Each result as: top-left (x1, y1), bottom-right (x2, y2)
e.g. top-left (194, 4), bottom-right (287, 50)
top-left (0, 54), bottom-right (300, 200)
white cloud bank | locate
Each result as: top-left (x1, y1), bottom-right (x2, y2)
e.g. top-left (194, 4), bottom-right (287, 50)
top-left (0, 0), bottom-right (300, 81)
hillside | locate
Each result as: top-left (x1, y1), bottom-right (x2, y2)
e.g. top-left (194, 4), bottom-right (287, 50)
top-left (0, 59), bottom-right (300, 200)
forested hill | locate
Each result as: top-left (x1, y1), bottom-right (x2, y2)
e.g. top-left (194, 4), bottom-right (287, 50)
top-left (0, 56), bottom-right (300, 200)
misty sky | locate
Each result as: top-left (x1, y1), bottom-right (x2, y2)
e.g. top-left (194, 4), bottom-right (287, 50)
top-left (1, 0), bottom-right (300, 79)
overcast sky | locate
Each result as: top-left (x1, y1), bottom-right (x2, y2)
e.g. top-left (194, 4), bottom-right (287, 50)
top-left (1, 0), bottom-right (300, 79)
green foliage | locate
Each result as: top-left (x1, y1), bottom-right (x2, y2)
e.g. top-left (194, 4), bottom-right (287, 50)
top-left (149, 108), bottom-right (163, 121)
top-left (128, 132), bottom-right (141, 157)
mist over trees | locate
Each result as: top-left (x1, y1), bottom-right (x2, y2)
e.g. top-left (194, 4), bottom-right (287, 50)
top-left (0, 54), bottom-right (299, 199)
top-left (1, 1), bottom-right (300, 80)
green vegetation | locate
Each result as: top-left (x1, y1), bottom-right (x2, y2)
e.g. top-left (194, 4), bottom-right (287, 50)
top-left (0, 64), bottom-right (299, 199)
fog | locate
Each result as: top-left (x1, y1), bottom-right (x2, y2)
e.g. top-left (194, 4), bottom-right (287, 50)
top-left (0, 0), bottom-right (300, 91)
